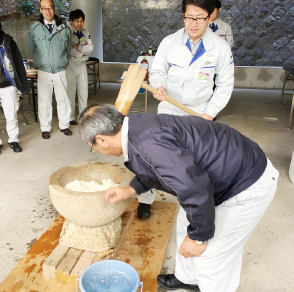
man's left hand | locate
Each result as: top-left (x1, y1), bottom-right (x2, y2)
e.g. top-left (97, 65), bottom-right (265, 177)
top-left (105, 186), bottom-right (136, 204)
top-left (201, 113), bottom-right (213, 121)
top-left (179, 236), bottom-right (208, 258)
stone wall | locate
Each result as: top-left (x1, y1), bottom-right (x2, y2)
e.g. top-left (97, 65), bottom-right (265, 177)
top-left (102, 0), bottom-right (294, 67)
top-left (0, 0), bottom-right (18, 17)
top-left (1, 0), bottom-right (293, 66)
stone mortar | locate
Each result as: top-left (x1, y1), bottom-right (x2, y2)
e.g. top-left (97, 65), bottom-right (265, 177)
top-left (49, 161), bottom-right (134, 227)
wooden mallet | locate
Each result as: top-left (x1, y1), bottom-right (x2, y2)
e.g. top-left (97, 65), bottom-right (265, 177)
top-left (114, 64), bottom-right (200, 116)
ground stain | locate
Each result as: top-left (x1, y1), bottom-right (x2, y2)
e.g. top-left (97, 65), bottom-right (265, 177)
top-left (161, 266), bottom-right (168, 273)
top-left (32, 228), bottom-right (43, 233)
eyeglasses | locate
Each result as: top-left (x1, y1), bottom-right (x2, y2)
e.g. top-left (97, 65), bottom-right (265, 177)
top-left (89, 146), bottom-right (97, 153)
top-left (41, 7), bottom-right (54, 12)
top-left (73, 19), bottom-right (84, 24)
top-left (184, 15), bottom-right (209, 24)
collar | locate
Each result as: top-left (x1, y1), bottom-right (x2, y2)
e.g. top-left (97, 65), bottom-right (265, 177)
top-left (211, 18), bottom-right (219, 25)
top-left (121, 117), bottom-right (129, 162)
top-left (202, 28), bottom-right (214, 51)
top-left (184, 29), bottom-right (203, 46)
top-left (44, 19), bottom-right (56, 27)
top-left (39, 14), bottom-right (62, 26)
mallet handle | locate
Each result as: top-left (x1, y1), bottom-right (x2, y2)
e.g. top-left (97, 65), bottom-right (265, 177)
top-left (141, 82), bottom-right (201, 117)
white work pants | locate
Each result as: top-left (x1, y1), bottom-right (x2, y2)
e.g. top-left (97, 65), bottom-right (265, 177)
top-left (175, 158), bottom-right (279, 292)
top-left (37, 70), bottom-right (70, 132)
top-left (66, 62), bottom-right (88, 121)
top-left (158, 100), bottom-right (206, 116)
top-left (137, 189), bottom-right (155, 204)
top-left (0, 86), bottom-right (19, 144)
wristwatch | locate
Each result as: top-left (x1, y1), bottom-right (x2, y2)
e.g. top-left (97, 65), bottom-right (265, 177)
top-left (195, 240), bottom-right (203, 245)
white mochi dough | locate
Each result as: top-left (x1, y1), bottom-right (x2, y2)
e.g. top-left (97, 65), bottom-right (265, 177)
top-left (65, 179), bottom-right (118, 192)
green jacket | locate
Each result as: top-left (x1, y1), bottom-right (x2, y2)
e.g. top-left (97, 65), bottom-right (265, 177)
top-left (26, 15), bottom-right (71, 74)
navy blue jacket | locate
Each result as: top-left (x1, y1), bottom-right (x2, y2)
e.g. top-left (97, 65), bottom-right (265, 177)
top-left (0, 31), bottom-right (29, 95)
top-left (125, 114), bottom-right (267, 241)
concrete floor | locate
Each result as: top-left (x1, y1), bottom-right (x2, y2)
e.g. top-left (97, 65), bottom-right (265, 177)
top-left (0, 84), bottom-right (294, 291)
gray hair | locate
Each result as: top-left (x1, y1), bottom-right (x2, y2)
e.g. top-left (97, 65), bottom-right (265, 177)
top-left (78, 104), bottom-right (125, 144)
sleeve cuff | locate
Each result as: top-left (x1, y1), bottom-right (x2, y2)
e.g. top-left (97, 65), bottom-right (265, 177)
top-left (129, 177), bottom-right (150, 195)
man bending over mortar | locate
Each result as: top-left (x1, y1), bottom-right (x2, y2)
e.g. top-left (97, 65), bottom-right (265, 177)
top-left (78, 104), bottom-right (278, 292)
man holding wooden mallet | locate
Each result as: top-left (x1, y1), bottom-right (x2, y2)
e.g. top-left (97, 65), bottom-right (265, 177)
top-left (138, 0), bottom-right (234, 219)
top-left (78, 104), bottom-right (278, 292)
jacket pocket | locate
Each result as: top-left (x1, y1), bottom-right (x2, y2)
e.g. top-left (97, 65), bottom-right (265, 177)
top-left (194, 66), bottom-right (215, 86)
top-left (57, 36), bottom-right (69, 53)
top-left (33, 35), bottom-right (46, 56)
top-left (167, 59), bottom-right (186, 84)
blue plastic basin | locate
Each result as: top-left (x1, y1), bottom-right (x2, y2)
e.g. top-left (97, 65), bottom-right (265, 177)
top-left (77, 260), bottom-right (143, 292)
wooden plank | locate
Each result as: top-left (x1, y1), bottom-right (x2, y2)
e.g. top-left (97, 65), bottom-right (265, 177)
top-left (110, 209), bottom-right (134, 259)
top-left (43, 244), bottom-right (70, 278)
top-left (69, 251), bottom-right (96, 287)
top-left (92, 209), bottom-right (135, 263)
top-left (0, 200), bottom-right (177, 292)
top-left (55, 248), bottom-right (83, 285)
top-left (116, 200), bottom-right (178, 292)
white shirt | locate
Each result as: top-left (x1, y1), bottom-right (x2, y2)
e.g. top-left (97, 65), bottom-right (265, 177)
top-left (121, 117), bottom-right (129, 162)
top-left (210, 18), bottom-right (219, 27)
top-left (185, 30), bottom-right (203, 56)
top-left (44, 19), bottom-right (56, 32)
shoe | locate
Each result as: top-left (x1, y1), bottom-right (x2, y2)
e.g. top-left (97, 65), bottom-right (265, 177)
top-left (0, 144), bottom-right (2, 154)
top-left (60, 128), bottom-right (72, 136)
top-left (42, 131), bottom-right (50, 139)
top-left (8, 142), bottom-right (22, 153)
top-left (137, 203), bottom-right (151, 219)
top-left (70, 120), bottom-right (78, 125)
top-left (157, 274), bottom-right (200, 291)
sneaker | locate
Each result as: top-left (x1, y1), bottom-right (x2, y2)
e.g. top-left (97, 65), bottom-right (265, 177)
top-left (8, 142), bottom-right (22, 153)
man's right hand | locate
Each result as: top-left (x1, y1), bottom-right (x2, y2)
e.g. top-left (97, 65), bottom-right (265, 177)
top-left (153, 86), bottom-right (167, 101)
top-left (105, 186), bottom-right (136, 204)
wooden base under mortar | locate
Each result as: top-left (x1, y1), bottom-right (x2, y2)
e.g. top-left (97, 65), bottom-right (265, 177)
top-left (0, 199), bottom-right (177, 292)
top-left (43, 210), bottom-right (134, 286)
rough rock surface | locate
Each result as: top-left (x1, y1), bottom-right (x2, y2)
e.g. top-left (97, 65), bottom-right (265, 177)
top-left (102, 0), bottom-right (294, 67)
top-left (60, 217), bottom-right (122, 252)
top-left (1, 1), bottom-right (293, 67)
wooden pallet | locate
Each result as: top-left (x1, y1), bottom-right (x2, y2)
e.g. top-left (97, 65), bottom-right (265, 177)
top-left (0, 199), bottom-right (177, 292)
top-left (43, 210), bottom-right (134, 287)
